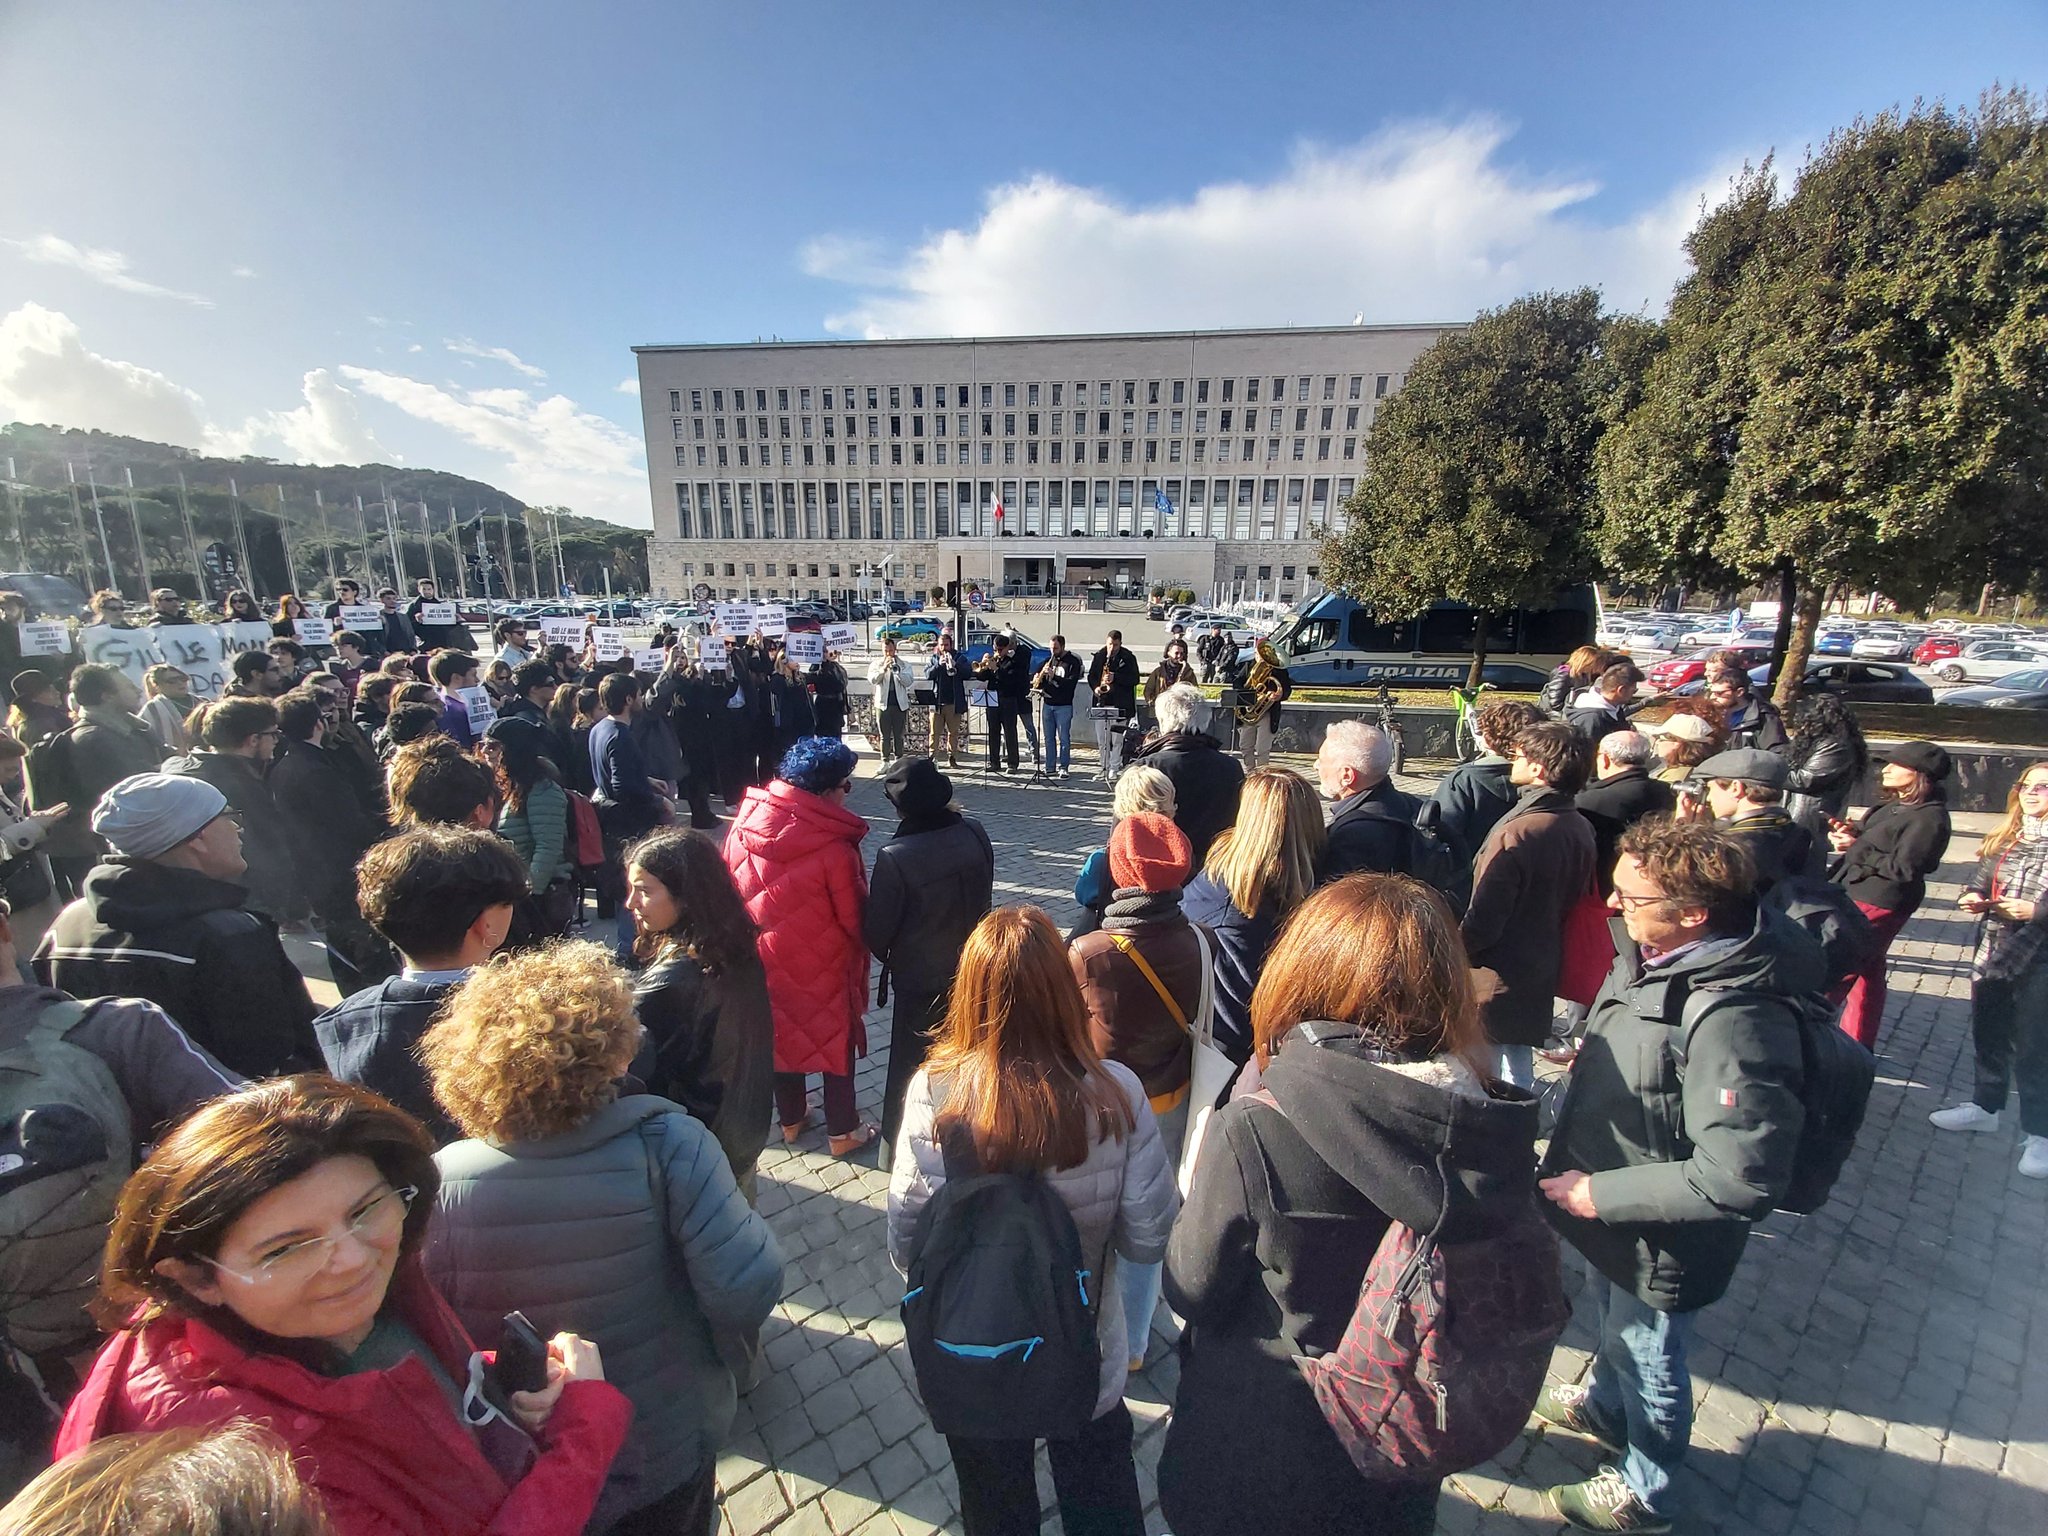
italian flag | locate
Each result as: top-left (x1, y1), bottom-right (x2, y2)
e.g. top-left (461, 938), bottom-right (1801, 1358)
top-left (990, 492), bottom-right (1005, 524)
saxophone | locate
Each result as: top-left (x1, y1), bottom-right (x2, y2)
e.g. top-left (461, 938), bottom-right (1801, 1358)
top-left (1235, 637), bottom-right (1282, 725)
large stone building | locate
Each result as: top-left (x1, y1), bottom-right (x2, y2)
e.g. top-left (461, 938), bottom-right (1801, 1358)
top-left (632, 324), bottom-right (1450, 606)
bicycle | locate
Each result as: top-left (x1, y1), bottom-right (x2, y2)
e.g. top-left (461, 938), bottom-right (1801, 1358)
top-left (1446, 683), bottom-right (1494, 763)
top-left (1373, 683), bottom-right (1407, 776)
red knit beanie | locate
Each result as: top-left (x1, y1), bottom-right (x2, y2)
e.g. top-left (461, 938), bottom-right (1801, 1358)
top-left (1110, 812), bottom-right (1192, 893)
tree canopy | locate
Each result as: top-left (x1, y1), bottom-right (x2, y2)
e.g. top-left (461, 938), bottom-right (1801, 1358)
top-left (1321, 288), bottom-right (1637, 684)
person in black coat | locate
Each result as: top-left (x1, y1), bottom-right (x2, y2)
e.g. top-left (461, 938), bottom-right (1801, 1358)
top-left (812, 654), bottom-right (850, 740)
top-left (164, 697), bottom-right (305, 925)
top-left (1575, 730), bottom-right (1678, 893)
top-left (1128, 683), bottom-right (1245, 864)
top-left (1564, 661), bottom-right (1644, 746)
top-left (1429, 698), bottom-right (1547, 865)
top-left (268, 690), bottom-right (396, 993)
top-left (1782, 691), bottom-right (1868, 860)
top-left (34, 773), bottom-right (321, 1078)
top-left (314, 824), bottom-right (528, 1146)
top-left (1162, 876), bottom-right (1543, 1536)
top-left (771, 657), bottom-right (818, 755)
top-left (1313, 719), bottom-right (1420, 882)
top-left (1086, 631), bottom-right (1142, 717)
top-left (1828, 740), bottom-right (1954, 1049)
top-left (1704, 668), bottom-right (1790, 755)
top-left (625, 828), bottom-right (778, 1199)
top-left (1700, 747), bottom-right (1813, 892)
top-left (861, 758), bottom-right (995, 1170)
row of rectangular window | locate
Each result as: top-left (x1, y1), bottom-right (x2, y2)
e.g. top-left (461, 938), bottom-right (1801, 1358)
top-left (672, 436), bottom-right (1359, 470)
top-left (667, 475), bottom-right (1357, 544)
top-left (669, 403), bottom-right (1371, 443)
top-left (669, 558), bottom-right (1311, 586)
top-left (662, 373), bottom-right (1396, 418)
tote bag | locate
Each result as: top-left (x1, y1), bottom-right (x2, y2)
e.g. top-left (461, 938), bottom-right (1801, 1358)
top-left (1555, 890), bottom-right (1616, 1007)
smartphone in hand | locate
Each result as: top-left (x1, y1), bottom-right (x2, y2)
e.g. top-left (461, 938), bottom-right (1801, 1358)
top-left (489, 1310), bottom-right (551, 1396)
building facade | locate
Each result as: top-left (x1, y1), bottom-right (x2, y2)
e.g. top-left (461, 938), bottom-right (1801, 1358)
top-left (632, 324), bottom-right (1451, 606)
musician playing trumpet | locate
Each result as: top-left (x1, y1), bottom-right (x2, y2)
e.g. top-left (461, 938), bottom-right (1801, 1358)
top-left (1229, 635), bottom-right (1292, 770)
top-left (1142, 637), bottom-right (1193, 728)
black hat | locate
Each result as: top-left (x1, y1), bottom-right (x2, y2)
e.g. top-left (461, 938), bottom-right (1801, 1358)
top-left (1883, 740), bottom-right (1952, 781)
top-left (883, 755), bottom-right (953, 818)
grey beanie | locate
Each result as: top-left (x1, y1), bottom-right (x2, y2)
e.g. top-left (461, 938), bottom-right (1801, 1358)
top-left (91, 773), bottom-right (229, 859)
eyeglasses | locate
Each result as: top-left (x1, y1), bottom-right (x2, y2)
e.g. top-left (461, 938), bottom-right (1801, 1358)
top-left (1611, 890), bottom-right (1672, 910)
top-left (205, 1184), bottom-right (417, 1287)
top-left (2020, 783), bottom-right (2048, 796)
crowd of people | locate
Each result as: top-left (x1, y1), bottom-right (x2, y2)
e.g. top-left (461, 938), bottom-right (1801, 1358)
top-left (0, 586), bottom-right (2040, 1536)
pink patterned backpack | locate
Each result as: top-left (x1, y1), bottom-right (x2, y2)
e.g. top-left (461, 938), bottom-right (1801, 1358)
top-left (1251, 1089), bottom-right (1572, 1481)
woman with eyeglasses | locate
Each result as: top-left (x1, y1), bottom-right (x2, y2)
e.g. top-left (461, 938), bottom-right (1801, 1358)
top-left (1930, 762), bottom-right (2048, 1179)
top-left (55, 1075), bottom-right (632, 1536)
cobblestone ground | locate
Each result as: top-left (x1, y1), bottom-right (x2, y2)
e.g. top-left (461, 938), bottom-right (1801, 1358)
top-left (711, 748), bottom-right (2048, 1536)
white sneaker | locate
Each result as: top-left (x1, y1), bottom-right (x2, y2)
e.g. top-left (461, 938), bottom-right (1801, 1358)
top-left (2020, 1137), bottom-right (2048, 1180)
top-left (1929, 1103), bottom-right (2000, 1133)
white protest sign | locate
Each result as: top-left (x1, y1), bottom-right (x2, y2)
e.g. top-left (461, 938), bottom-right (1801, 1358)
top-left (754, 603), bottom-right (788, 638)
top-left (698, 635), bottom-right (728, 669)
top-left (713, 602), bottom-right (754, 637)
top-left (418, 602), bottom-right (458, 627)
top-left (338, 604), bottom-right (384, 631)
top-left (784, 631), bottom-right (824, 665)
top-left (78, 625), bottom-right (164, 690)
top-left (634, 648), bottom-right (667, 672)
top-left (152, 625), bottom-right (230, 701)
top-left (218, 621), bottom-right (276, 658)
top-left (454, 686), bottom-right (496, 736)
top-left (293, 618), bottom-right (335, 647)
top-left (15, 622), bottom-right (70, 657)
top-left (823, 622), bottom-right (857, 648)
top-left (540, 617), bottom-right (587, 648)
top-left (592, 627), bottom-right (627, 662)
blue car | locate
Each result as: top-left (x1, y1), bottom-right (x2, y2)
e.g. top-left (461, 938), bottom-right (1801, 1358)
top-left (961, 624), bottom-right (1052, 676)
top-left (876, 616), bottom-right (943, 642)
top-left (1814, 630), bottom-right (1856, 655)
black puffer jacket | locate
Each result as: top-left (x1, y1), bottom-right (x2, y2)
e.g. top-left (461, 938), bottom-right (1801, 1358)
top-left (1161, 1027), bottom-right (1541, 1533)
top-left (1319, 777), bottom-right (1422, 883)
top-left (629, 950), bottom-right (776, 1189)
top-left (1542, 905), bottom-right (1817, 1313)
top-left (33, 860), bottom-right (321, 1079)
top-left (1782, 731), bottom-right (1862, 842)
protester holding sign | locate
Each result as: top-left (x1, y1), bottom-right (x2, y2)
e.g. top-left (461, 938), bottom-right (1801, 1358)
top-left (429, 652), bottom-right (485, 747)
top-left (811, 650), bottom-right (849, 739)
top-left (407, 578), bottom-right (468, 650)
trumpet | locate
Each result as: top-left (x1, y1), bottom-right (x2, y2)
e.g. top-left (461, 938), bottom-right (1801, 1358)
top-left (972, 652), bottom-right (998, 679)
top-left (1235, 637), bottom-right (1283, 725)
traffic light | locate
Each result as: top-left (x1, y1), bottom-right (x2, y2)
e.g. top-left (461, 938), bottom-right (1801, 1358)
top-left (946, 579), bottom-right (961, 610)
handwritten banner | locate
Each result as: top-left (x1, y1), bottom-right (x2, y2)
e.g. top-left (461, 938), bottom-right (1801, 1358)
top-left (540, 617), bottom-right (587, 648)
top-left (712, 603), bottom-right (754, 637)
top-left (698, 635), bottom-right (728, 666)
top-left (592, 627), bottom-right (626, 662)
top-left (14, 622), bottom-right (70, 658)
top-left (754, 603), bottom-right (788, 638)
top-left (784, 631), bottom-right (824, 665)
top-left (337, 604), bottom-right (384, 631)
top-left (293, 618), bottom-right (335, 647)
top-left (822, 622), bottom-right (857, 648)
top-left (79, 625), bottom-right (164, 690)
top-left (454, 685), bottom-right (496, 735)
top-left (633, 647), bottom-right (668, 672)
top-left (151, 626), bottom-right (230, 702)
top-left (417, 602), bottom-right (458, 627)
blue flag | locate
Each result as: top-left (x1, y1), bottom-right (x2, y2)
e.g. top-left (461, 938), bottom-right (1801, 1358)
top-left (1153, 487), bottom-right (1174, 518)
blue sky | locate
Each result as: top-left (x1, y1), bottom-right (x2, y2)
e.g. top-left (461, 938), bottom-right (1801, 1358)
top-left (1, 0), bottom-right (2039, 527)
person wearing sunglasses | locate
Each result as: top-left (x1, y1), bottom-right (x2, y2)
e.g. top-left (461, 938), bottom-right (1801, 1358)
top-left (55, 1075), bottom-right (630, 1536)
top-left (1931, 761), bottom-right (2048, 1178)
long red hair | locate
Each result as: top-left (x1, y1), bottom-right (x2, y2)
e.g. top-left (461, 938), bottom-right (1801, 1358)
top-left (924, 906), bottom-right (1135, 1173)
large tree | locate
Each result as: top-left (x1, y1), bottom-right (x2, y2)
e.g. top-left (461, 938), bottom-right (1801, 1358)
top-left (1322, 288), bottom-right (1631, 685)
top-left (1599, 92), bottom-right (2048, 703)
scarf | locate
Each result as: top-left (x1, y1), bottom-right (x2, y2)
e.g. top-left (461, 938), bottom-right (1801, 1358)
top-left (1976, 816), bottom-right (2048, 981)
top-left (1103, 887), bottom-right (1183, 924)
top-left (893, 808), bottom-right (961, 838)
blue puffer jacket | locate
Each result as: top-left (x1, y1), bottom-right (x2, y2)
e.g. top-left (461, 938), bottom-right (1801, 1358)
top-left (425, 1095), bottom-right (784, 1525)
top-left (1180, 871), bottom-right (1280, 1065)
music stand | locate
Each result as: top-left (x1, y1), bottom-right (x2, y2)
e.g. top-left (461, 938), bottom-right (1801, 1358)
top-left (1087, 705), bottom-right (1124, 785)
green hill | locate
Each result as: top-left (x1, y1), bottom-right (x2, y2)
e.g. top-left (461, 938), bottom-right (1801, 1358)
top-left (0, 422), bottom-right (648, 600)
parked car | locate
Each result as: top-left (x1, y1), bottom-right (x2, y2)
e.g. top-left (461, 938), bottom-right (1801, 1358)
top-left (1940, 668), bottom-right (2048, 710)
top-left (1646, 645), bottom-right (1775, 693)
top-left (1851, 630), bottom-right (1914, 660)
top-left (1932, 643), bottom-right (2048, 685)
top-left (1814, 629), bottom-right (1860, 656)
top-left (0, 571), bottom-right (91, 620)
top-left (876, 615), bottom-right (943, 643)
top-left (960, 622), bottom-right (1051, 676)
top-left (1753, 659), bottom-right (1935, 705)
top-left (1912, 634), bottom-right (1964, 665)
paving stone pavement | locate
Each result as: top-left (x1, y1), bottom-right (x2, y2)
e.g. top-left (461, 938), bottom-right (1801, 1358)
top-left (710, 745), bottom-right (2048, 1536)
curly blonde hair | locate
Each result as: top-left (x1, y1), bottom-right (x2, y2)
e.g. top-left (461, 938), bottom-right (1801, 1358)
top-left (420, 941), bottom-right (642, 1142)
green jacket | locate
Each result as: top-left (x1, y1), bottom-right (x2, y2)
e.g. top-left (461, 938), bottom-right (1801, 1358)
top-left (499, 776), bottom-right (571, 887)
top-left (1542, 904), bottom-right (1819, 1312)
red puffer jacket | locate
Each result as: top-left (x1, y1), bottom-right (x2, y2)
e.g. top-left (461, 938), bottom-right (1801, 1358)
top-left (723, 779), bottom-right (870, 1076)
top-left (54, 1261), bottom-right (633, 1536)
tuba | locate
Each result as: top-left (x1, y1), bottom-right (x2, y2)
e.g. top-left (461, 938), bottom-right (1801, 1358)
top-left (1235, 637), bottom-right (1282, 725)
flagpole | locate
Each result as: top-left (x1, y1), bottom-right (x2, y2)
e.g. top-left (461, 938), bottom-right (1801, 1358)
top-left (2, 458), bottom-right (27, 571)
top-left (497, 506), bottom-right (518, 601)
top-left (175, 471), bottom-right (204, 596)
top-left (274, 484), bottom-right (300, 596)
top-left (66, 463), bottom-right (97, 589)
top-left (353, 494), bottom-right (376, 586)
top-left (417, 499), bottom-right (440, 593)
top-left (379, 481), bottom-right (405, 589)
top-left (83, 457), bottom-right (118, 595)
top-left (123, 468), bottom-right (154, 594)
top-left (227, 477), bottom-right (255, 598)
top-left (315, 490), bottom-right (337, 589)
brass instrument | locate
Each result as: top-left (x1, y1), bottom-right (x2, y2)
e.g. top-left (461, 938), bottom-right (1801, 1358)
top-left (1235, 637), bottom-right (1283, 725)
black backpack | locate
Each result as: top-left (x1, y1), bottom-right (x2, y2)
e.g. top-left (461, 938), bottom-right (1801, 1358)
top-left (1762, 876), bottom-right (1879, 989)
top-left (901, 1120), bottom-right (1102, 1440)
top-left (1680, 986), bottom-right (1874, 1216)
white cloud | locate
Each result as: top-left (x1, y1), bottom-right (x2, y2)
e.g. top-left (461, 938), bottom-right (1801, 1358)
top-left (615, 377), bottom-right (639, 395)
top-left (2, 233), bottom-right (214, 307)
top-left (0, 302), bottom-right (209, 443)
top-left (205, 368), bottom-right (388, 465)
top-left (231, 265), bottom-right (258, 279)
top-left (340, 366), bottom-right (648, 524)
top-left (444, 337), bottom-right (546, 380)
top-left (805, 118), bottom-right (1737, 337)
